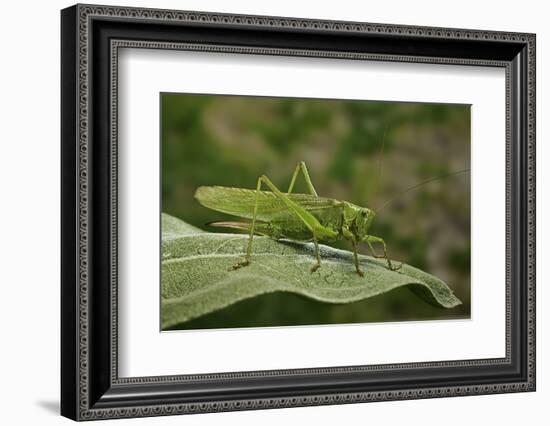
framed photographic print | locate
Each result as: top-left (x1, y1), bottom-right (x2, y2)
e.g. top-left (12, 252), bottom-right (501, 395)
top-left (61, 3), bottom-right (536, 421)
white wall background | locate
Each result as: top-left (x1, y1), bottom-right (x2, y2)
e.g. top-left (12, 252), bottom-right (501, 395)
top-left (0, 0), bottom-right (546, 424)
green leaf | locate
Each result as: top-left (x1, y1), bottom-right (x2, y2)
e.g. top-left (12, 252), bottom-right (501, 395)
top-left (161, 213), bottom-right (462, 329)
top-left (162, 212), bottom-right (204, 239)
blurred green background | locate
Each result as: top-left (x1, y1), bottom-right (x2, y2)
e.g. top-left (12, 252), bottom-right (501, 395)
top-left (161, 93), bottom-right (470, 330)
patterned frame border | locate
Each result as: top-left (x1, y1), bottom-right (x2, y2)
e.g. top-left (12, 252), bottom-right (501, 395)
top-left (71, 4), bottom-right (535, 420)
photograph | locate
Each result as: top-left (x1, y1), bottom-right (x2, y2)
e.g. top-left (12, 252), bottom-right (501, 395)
top-left (59, 3), bottom-right (536, 420)
top-left (160, 93), bottom-right (471, 331)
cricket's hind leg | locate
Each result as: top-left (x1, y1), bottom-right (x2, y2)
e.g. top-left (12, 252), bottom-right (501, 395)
top-left (232, 171), bottom-right (337, 273)
top-left (231, 176), bottom-right (265, 271)
top-left (310, 233), bottom-right (322, 273)
top-left (231, 259), bottom-right (250, 270)
top-left (287, 161), bottom-right (318, 196)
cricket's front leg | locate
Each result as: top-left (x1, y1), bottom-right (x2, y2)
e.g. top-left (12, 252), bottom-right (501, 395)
top-left (364, 235), bottom-right (402, 271)
top-left (350, 238), bottom-right (364, 277)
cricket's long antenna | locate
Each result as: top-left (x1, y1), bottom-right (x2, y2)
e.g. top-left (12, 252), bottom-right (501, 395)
top-left (373, 125), bottom-right (388, 209)
top-left (377, 168), bottom-right (470, 213)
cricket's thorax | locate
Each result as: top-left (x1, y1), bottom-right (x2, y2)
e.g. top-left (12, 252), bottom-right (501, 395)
top-left (341, 202), bottom-right (375, 241)
top-left (270, 201), bottom-right (374, 242)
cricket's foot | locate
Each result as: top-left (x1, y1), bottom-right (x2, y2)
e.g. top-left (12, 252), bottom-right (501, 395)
top-left (356, 268), bottom-right (365, 277)
top-left (230, 259), bottom-right (250, 271)
top-left (310, 263), bottom-right (321, 273)
top-left (388, 261), bottom-right (402, 272)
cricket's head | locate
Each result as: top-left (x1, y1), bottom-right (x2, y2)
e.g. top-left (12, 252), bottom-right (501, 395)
top-left (343, 202), bottom-right (376, 240)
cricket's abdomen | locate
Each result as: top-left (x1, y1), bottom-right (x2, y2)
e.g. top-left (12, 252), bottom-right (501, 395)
top-left (270, 205), bottom-right (344, 242)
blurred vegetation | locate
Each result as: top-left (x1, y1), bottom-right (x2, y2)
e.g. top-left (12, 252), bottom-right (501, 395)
top-left (161, 93), bottom-right (470, 330)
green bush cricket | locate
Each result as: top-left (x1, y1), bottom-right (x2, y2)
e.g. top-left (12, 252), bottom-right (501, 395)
top-left (194, 161), bottom-right (401, 276)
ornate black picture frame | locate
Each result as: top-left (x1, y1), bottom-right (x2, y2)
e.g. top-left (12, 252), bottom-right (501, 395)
top-left (61, 4), bottom-right (536, 421)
